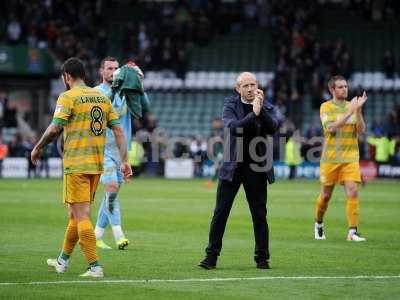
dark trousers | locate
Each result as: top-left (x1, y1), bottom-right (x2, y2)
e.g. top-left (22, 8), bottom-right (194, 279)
top-left (205, 163), bottom-right (270, 262)
top-left (289, 165), bottom-right (296, 180)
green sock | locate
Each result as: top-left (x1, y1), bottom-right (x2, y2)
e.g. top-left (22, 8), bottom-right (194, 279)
top-left (58, 251), bottom-right (70, 264)
top-left (89, 261), bottom-right (100, 268)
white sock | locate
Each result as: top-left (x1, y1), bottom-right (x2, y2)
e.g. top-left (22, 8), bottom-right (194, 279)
top-left (94, 226), bottom-right (105, 240)
top-left (348, 228), bottom-right (357, 235)
top-left (112, 225), bottom-right (124, 241)
top-left (315, 222), bottom-right (324, 228)
top-left (57, 257), bottom-right (68, 266)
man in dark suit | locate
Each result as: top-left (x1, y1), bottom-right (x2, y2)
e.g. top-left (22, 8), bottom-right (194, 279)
top-left (199, 72), bottom-right (280, 270)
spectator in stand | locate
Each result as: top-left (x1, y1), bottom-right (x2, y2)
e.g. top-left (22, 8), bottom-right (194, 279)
top-left (371, 120), bottom-right (385, 136)
top-left (128, 139), bottom-right (145, 177)
top-left (391, 137), bottom-right (400, 165)
top-left (175, 46), bottom-right (189, 79)
top-left (7, 15), bottom-right (21, 44)
top-left (136, 113), bottom-right (162, 176)
top-left (243, 0), bottom-right (259, 26)
top-left (337, 50), bottom-right (353, 79)
top-left (4, 1), bottom-right (104, 84)
top-left (367, 130), bottom-right (396, 165)
top-left (302, 123), bottom-right (323, 162)
top-left (305, 122), bottom-right (322, 140)
top-left (285, 130), bottom-right (303, 179)
top-left (38, 144), bottom-right (51, 178)
top-left (270, 0), bottom-right (319, 114)
top-left (190, 136), bottom-right (207, 177)
top-left (2, 97), bottom-right (18, 128)
top-left (269, 1), bottom-right (357, 116)
top-left (122, 22), bottom-right (136, 57)
top-left (311, 73), bottom-right (325, 109)
top-left (210, 117), bottom-right (224, 138)
top-left (23, 137), bottom-right (36, 178)
top-left (381, 50), bottom-right (396, 79)
top-left (0, 93), bottom-right (5, 129)
top-left (205, 118), bottom-right (224, 188)
top-left (396, 105), bottom-right (400, 132)
top-left (385, 108), bottom-right (400, 137)
top-left (4, 1), bottom-right (269, 82)
top-left (8, 134), bottom-right (24, 157)
top-left (0, 136), bottom-right (8, 178)
top-left (138, 23), bottom-right (151, 54)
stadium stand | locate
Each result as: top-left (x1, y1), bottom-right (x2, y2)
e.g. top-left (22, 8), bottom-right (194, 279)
top-left (1, 0), bottom-right (400, 173)
top-left (150, 91), bottom-right (226, 137)
top-left (1, 0), bottom-right (108, 84)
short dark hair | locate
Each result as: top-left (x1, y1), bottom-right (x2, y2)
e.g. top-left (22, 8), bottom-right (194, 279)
top-left (100, 56), bottom-right (118, 68)
top-left (327, 75), bottom-right (346, 89)
top-left (61, 57), bottom-right (86, 80)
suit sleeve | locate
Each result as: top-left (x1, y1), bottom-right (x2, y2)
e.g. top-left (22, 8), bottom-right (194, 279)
top-left (260, 105), bottom-right (281, 135)
top-left (223, 103), bottom-right (257, 135)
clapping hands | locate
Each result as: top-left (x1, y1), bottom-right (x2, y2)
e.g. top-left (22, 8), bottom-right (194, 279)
top-left (349, 91), bottom-right (368, 113)
top-left (253, 89), bottom-right (264, 116)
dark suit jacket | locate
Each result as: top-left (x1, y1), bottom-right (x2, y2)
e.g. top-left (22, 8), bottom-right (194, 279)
top-left (218, 93), bottom-right (281, 183)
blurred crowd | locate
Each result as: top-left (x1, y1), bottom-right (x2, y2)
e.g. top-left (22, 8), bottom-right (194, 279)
top-left (122, 0), bottom-right (266, 79)
top-left (345, 0), bottom-right (400, 22)
top-left (1, 0), bottom-right (266, 83)
top-left (1, 0), bottom-right (400, 178)
top-left (0, 91), bottom-right (162, 178)
top-left (0, 92), bottom-right (56, 178)
top-left (268, 0), bottom-right (355, 125)
top-left (1, 0), bottom-right (106, 84)
top-left (1, 99), bottom-right (400, 179)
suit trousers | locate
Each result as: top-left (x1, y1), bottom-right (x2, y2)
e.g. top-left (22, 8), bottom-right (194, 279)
top-left (205, 163), bottom-right (270, 262)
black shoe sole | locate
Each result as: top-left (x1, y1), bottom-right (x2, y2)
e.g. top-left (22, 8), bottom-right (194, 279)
top-left (256, 263), bottom-right (271, 269)
top-left (198, 263), bottom-right (216, 270)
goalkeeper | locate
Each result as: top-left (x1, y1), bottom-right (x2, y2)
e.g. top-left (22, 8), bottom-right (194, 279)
top-left (94, 57), bottom-right (149, 250)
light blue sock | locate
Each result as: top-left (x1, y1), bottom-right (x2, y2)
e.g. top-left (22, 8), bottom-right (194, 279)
top-left (95, 196), bottom-right (109, 229)
top-left (107, 193), bottom-right (126, 241)
top-left (107, 193), bottom-right (121, 226)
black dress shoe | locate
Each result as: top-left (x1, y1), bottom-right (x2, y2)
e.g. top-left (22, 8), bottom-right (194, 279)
top-left (256, 260), bottom-right (271, 269)
top-left (198, 255), bottom-right (217, 270)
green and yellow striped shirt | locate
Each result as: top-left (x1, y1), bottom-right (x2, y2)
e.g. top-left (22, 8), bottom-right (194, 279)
top-left (52, 84), bottom-right (120, 174)
top-left (320, 99), bottom-right (359, 163)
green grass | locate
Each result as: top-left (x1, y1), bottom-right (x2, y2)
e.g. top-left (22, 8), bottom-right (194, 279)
top-left (0, 178), bottom-right (399, 299)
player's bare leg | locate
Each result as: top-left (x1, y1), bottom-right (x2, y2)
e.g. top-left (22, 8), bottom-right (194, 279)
top-left (314, 185), bottom-right (334, 240)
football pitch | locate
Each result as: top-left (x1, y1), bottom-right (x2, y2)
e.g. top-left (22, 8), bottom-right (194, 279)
top-left (0, 178), bottom-right (399, 299)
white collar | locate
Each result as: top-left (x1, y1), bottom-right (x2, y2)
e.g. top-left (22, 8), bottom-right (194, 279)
top-left (241, 97), bottom-right (253, 105)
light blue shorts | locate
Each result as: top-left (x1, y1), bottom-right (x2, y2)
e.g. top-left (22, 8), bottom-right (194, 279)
top-left (100, 155), bottom-right (124, 185)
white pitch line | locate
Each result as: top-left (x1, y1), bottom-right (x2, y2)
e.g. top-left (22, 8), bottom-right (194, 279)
top-left (1, 275), bottom-right (400, 286)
